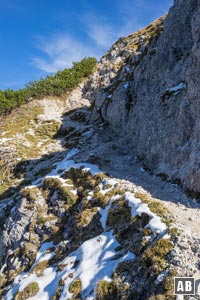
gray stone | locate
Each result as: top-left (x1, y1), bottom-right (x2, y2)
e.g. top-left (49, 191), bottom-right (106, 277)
top-left (85, 0), bottom-right (200, 193)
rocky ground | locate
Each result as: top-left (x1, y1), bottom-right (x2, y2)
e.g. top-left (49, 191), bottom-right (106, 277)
top-left (74, 90), bottom-right (200, 298)
top-left (0, 86), bottom-right (199, 299)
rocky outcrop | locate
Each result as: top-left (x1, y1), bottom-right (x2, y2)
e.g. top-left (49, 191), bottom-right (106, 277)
top-left (85, 0), bottom-right (200, 194)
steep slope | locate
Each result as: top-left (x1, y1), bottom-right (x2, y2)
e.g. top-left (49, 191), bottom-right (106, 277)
top-left (1, 0), bottom-right (200, 299)
top-left (0, 94), bottom-right (180, 300)
top-left (85, 0), bottom-right (200, 195)
top-left (0, 87), bottom-right (199, 299)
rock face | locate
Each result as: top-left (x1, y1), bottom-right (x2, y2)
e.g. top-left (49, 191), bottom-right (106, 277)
top-left (85, 0), bottom-right (200, 193)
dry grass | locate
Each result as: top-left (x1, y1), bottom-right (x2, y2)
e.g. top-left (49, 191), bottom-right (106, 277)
top-left (134, 192), bottom-right (173, 226)
top-left (142, 239), bottom-right (173, 275)
top-left (15, 282), bottom-right (39, 300)
top-left (96, 280), bottom-right (117, 300)
top-left (32, 260), bottom-right (49, 277)
top-left (68, 278), bottom-right (82, 295)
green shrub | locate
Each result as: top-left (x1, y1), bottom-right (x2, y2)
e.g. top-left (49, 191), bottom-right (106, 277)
top-left (0, 57), bottom-right (97, 115)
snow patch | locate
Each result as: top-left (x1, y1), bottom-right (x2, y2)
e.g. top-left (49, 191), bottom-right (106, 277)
top-left (99, 195), bottom-right (121, 229)
top-left (166, 82), bottom-right (186, 95)
top-left (123, 82), bottom-right (129, 89)
top-left (124, 192), bottom-right (166, 234)
top-left (99, 178), bottom-right (118, 195)
top-left (32, 149), bottom-right (101, 186)
top-left (60, 231), bottom-right (135, 300)
top-left (5, 232), bottom-right (134, 300)
top-left (0, 137), bottom-right (14, 144)
top-left (35, 242), bottom-right (54, 264)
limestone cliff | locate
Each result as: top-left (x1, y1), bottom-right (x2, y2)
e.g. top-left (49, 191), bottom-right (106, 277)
top-left (85, 0), bottom-right (200, 194)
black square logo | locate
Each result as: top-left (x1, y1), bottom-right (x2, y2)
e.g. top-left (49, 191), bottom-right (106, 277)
top-left (174, 277), bottom-right (195, 295)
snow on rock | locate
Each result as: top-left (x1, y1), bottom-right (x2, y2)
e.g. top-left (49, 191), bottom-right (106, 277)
top-left (99, 195), bottom-right (121, 229)
top-left (0, 137), bottom-right (14, 144)
top-left (66, 148), bottom-right (79, 160)
top-left (87, 191), bottom-right (94, 201)
top-left (49, 157), bottom-right (101, 177)
top-left (123, 82), bottom-right (129, 89)
top-left (5, 242), bottom-right (57, 300)
top-left (99, 178), bottom-right (118, 195)
top-left (32, 148), bottom-right (101, 186)
top-left (98, 186), bottom-right (167, 234)
top-left (34, 242), bottom-right (54, 264)
top-left (166, 82), bottom-right (186, 95)
top-left (5, 232), bottom-right (134, 300)
top-left (124, 192), bottom-right (167, 234)
top-left (60, 230), bottom-right (135, 300)
top-left (18, 269), bottom-right (57, 300)
top-left (4, 162), bottom-right (169, 300)
top-left (102, 178), bottom-right (118, 187)
top-left (147, 216), bottom-right (167, 234)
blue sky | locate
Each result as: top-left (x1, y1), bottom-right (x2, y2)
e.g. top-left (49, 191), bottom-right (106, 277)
top-left (0, 0), bottom-right (173, 90)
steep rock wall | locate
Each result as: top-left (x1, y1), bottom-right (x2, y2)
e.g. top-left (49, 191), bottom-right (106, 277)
top-left (85, 0), bottom-right (200, 193)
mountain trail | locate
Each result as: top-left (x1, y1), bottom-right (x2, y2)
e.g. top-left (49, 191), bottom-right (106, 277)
top-left (36, 91), bottom-right (200, 258)
top-left (1, 88), bottom-right (200, 299)
top-left (62, 93), bottom-right (200, 288)
top-left (35, 91), bottom-right (200, 282)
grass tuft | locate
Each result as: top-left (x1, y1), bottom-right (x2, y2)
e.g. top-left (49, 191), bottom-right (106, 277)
top-left (15, 282), bottom-right (39, 300)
